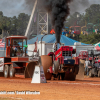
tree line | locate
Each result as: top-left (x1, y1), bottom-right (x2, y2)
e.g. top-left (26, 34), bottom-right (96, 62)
top-left (66, 4), bottom-right (100, 30)
top-left (0, 4), bottom-right (100, 44)
top-left (0, 11), bottom-right (30, 38)
top-left (65, 4), bottom-right (100, 44)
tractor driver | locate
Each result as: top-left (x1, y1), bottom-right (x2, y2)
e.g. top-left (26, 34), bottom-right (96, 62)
top-left (16, 47), bottom-right (23, 57)
top-left (12, 41), bottom-right (19, 56)
top-left (13, 41), bottom-right (23, 56)
top-left (13, 41), bottom-right (18, 50)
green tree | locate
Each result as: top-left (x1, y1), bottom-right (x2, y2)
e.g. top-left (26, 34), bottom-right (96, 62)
top-left (79, 33), bottom-right (100, 44)
top-left (10, 16), bottom-right (18, 35)
top-left (17, 13), bottom-right (29, 36)
top-left (84, 4), bottom-right (100, 30)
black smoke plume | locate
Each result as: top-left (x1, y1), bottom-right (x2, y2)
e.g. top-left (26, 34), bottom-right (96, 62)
top-left (25, 0), bottom-right (72, 43)
top-left (43, 0), bottom-right (72, 43)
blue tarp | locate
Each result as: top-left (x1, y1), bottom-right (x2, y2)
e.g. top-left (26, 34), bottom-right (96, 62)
top-left (27, 34), bottom-right (89, 45)
top-left (0, 34), bottom-right (90, 50)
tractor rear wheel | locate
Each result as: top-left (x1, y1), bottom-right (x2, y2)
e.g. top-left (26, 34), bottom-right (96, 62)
top-left (53, 61), bottom-right (59, 74)
top-left (65, 72), bottom-right (76, 81)
top-left (98, 70), bottom-right (100, 77)
top-left (89, 69), bottom-right (94, 77)
top-left (61, 73), bottom-right (65, 80)
top-left (9, 64), bottom-right (15, 78)
top-left (74, 65), bottom-right (79, 75)
top-left (4, 65), bottom-right (9, 78)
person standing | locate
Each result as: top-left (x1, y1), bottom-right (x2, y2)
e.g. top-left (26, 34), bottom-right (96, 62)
top-left (62, 30), bottom-right (66, 35)
top-left (85, 58), bottom-right (90, 76)
top-left (66, 30), bottom-right (69, 37)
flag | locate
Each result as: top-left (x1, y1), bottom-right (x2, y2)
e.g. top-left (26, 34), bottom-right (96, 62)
top-left (34, 37), bottom-right (38, 52)
top-left (0, 39), bottom-right (5, 48)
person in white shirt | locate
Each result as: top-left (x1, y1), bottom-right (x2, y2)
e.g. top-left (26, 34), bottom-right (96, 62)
top-left (85, 58), bottom-right (90, 76)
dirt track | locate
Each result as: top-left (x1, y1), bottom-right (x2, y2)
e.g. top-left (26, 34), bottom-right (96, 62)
top-left (0, 76), bottom-right (100, 100)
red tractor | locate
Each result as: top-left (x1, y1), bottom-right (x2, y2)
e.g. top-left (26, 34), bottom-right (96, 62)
top-left (70, 26), bottom-right (81, 35)
top-left (47, 44), bottom-right (84, 80)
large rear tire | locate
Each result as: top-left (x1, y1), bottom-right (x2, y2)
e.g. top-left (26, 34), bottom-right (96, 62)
top-left (61, 73), bottom-right (65, 80)
top-left (9, 64), bottom-right (15, 78)
top-left (53, 61), bottom-right (59, 74)
top-left (65, 73), bottom-right (76, 81)
top-left (89, 69), bottom-right (94, 77)
top-left (4, 65), bottom-right (9, 78)
top-left (74, 65), bottom-right (79, 75)
top-left (98, 70), bottom-right (100, 77)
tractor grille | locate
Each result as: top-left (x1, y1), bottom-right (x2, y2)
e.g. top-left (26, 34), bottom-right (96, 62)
top-left (62, 51), bottom-right (71, 56)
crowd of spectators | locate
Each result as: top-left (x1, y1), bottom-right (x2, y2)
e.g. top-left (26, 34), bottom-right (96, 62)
top-left (62, 29), bottom-right (76, 36)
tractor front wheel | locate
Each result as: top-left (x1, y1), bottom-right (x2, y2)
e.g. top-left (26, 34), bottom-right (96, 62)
top-left (9, 64), bottom-right (15, 78)
top-left (4, 65), bottom-right (9, 78)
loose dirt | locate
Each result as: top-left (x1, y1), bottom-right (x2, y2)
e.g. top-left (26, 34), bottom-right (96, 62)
top-left (0, 76), bottom-right (100, 100)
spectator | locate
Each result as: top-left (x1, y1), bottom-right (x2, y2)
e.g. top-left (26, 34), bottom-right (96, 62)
top-left (66, 30), bottom-right (69, 37)
top-left (71, 30), bottom-right (74, 34)
top-left (62, 30), bottom-right (66, 35)
top-left (66, 30), bottom-right (69, 34)
top-left (83, 31), bottom-right (84, 35)
top-left (69, 30), bottom-right (71, 34)
top-left (98, 56), bottom-right (100, 60)
top-left (85, 58), bottom-right (90, 76)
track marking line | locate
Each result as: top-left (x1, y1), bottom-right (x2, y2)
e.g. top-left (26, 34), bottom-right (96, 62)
top-left (50, 82), bottom-right (100, 86)
top-left (0, 96), bottom-right (24, 100)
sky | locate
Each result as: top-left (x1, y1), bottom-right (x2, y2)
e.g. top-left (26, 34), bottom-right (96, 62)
top-left (0, 0), bottom-right (100, 17)
top-left (0, 0), bottom-right (29, 17)
top-left (70, 0), bottom-right (100, 14)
